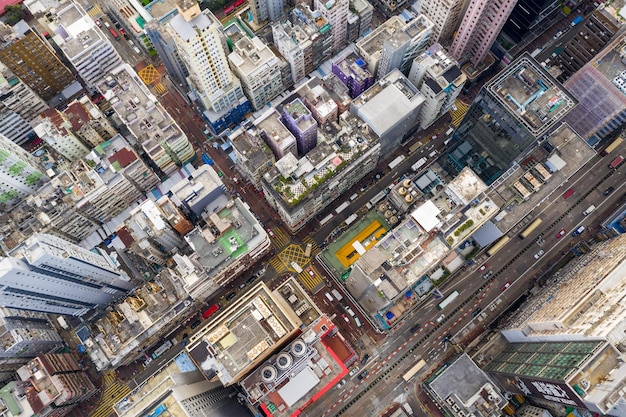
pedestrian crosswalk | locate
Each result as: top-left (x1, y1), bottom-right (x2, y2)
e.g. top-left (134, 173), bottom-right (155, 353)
top-left (269, 257), bottom-right (286, 273)
top-left (269, 226), bottom-right (290, 248)
top-left (297, 267), bottom-right (323, 291)
top-left (154, 82), bottom-right (166, 94)
top-left (302, 237), bottom-right (320, 256)
top-left (91, 370), bottom-right (130, 417)
top-left (86, 5), bottom-right (103, 18)
top-left (450, 99), bottom-right (470, 126)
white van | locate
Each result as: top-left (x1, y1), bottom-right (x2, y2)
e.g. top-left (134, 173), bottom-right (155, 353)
top-left (355, 317), bottom-right (363, 327)
top-left (324, 292), bottom-right (334, 302)
top-left (132, 46), bottom-right (141, 54)
top-left (583, 205), bottom-right (595, 216)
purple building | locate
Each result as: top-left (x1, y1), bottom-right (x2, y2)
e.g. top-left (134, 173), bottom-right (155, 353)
top-left (281, 98), bottom-right (318, 156)
top-left (331, 52), bottom-right (374, 99)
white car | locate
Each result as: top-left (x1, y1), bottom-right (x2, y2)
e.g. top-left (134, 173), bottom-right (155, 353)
top-left (349, 366), bottom-right (360, 377)
top-left (534, 250), bottom-right (545, 259)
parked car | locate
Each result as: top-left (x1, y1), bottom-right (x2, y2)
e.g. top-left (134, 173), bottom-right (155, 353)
top-left (501, 282), bottom-right (511, 292)
top-left (342, 314), bottom-right (350, 323)
top-left (237, 282), bottom-right (246, 290)
top-left (358, 370), bottom-right (369, 380)
top-left (361, 354), bottom-right (370, 365)
top-left (478, 263), bottom-right (488, 271)
top-left (471, 307), bottom-right (482, 317)
top-left (191, 319), bottom-right (201, 329)
top-left (94, 19), bottom-right (102, 27)
top-left (534, 250), bottom-right (545, 259)
top-left (225, 291), bottom-right (237, 301)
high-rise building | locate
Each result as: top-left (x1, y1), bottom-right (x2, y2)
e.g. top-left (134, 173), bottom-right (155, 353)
top-left (450, 0), bottom-right (517, 66)
top-left (272, 8), bottom-right (333, 83)
top-left (255, 108), bottom-right (297, 159)
top-left (0, 133), bottom-right (48, 207)
top-left (416, 0), bottom-right (465, 44)
top-left (50, 3), bottom-right (122, 88)
top-left (34, 115), bottom-right (89, 162)
top-left (439, 54), bottom-right (577, 185)
top-left (250, 0), bottom-right (284, 25)
top-left (501, 0), bottom-right (558, 43)
top-left (0, 63), bottom-right (47, 128)
top-left (0, 308), bottom-right (63, 360)
top-left (332, 52), bottom-right (374, 98)
top-left (355, 15), bottom-right (433, 80)
top-left (296, 77), bottom-right (339, 125)
top-left (314, 0), bottom-right (350, 54)
top-left (168, 2), bottom-right (250, 133)
top-left (0, 233), bottom-right (134, 316)
top-left (228, 32), bottom-right (284, 111)
top-left (347, 0), bottom-right (373, 41)
top-left (484, 339), bottom-right (626, 416)
top-left (0, 106), bottom-right (36, 148)
top-left (408, 43), bottom-right (466, 129)
top-left (60, 96), bottom-right (118, 148)
top-left (281, 98), bottom-right (318, 156)
top-left (96, 64), bottom-right (195, 176)
top-left (351, 69), bottom-right (424, 154)
top-left (0, 22), bottom-right (78, 102)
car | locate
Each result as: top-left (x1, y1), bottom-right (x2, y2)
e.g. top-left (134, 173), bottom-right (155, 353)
top-left (604, 186), bottom-right (615, 196)
top-left (237, 282), bottom-right (246, 290)
top-left (556, 229), bottom-right (566, 238)
top-left (94, 19), bottom-right (102, 27)
top-left (232, 176), bottom-right (239, 184)
top-left (471, 307), bottom-right (482, 318)
top-left (342, 314), bottom-right (350, 323)
top-left (119, 28), bottom-right (126, 36)
top-left (266, 228), bottom-right (274, 238)
top-left (442, 333), bottom-right (452, 343)
top-left (225, 291), bottom-right (237, 301)
top-left (360, 186), bottom-right (367, 192)
top-left (357, 370), bottom-right (369, 380)
top-left (246, 276), bottom-right (257, 285)
top-left (181, 333), bottom-right (189, 347)
top-left (307, 268), bottom-right (315, 277)
top-left (191, 319), bottom-right (201, 329)
top-left (345, 305), bottom-right (356, 317)
top-left (335, 379), bottom-right (346, 389)
top-left (349, 366), bottom-right (360, 376)
top-left (478, 263), bottom-right (488, 271)
top-left (501, 281), bottom-right (511, 291)
top-left (553, 30), bottom-right (563, 39)
top-left (217, 171), bottom-right (224, 177)
top-left (482, 271), bottom-right (493, 279)
top-left (534, 250), bottom-right (545, 259)
top-left (361, 354), bottom-right (370, 365)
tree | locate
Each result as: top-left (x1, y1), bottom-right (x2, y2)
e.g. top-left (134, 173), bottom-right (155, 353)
top-left (4, 5), bottom-right (24, 25)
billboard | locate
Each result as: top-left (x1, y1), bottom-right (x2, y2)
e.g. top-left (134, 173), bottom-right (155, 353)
top-left (489, 373), bottom-right (586, 408)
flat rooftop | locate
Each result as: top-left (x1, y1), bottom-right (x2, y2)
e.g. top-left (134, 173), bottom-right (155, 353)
top-left (53, 3), bottom-right (105, 59)
top-left (356, 16), bottom-right (408, 57)
top-left (186, 282), bottom-right (301, 385)
top-left (256, 109), bottom-right (296, 150)
top-left (486, 54), bottom-right (577, 137)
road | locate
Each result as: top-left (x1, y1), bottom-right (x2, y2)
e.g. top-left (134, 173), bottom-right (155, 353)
top-left (298, 149), bottom-right (626, 417)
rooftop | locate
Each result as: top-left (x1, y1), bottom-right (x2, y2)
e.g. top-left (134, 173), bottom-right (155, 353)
top-left (229, 36), bottom-right (279, 77)
top-left (187, 281), bottom-right (302, 385)
top-left (256, 108), bottom-right (296, 150)
top-left (334, 52), bottom-right (372, 83)
top-left (486, 54), bottom-right (577, 137)
top-left (51, 3), bottom-right (104, 60)
top-left (264, 112), bottom-right (379, 206)
top-left (283, 98), bottom-right (316, 132)
top-left (356, 16), bottom-right (408, 57)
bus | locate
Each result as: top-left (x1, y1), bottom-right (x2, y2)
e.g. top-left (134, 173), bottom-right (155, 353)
top-left (487, 236), bottom-right (510, 257)
top-left (402, 359), bottom-right (427, 382)
top-left (291, 261), bottom-right (303, 274)
top-left (388, 155), bottom-right (406, 170)
top-left (609, 155), bottom-right (624, 169)
top-left (601, 137), bottom-right (623, 156)
top-left (519, 218), bottom-right (543, 239)
top-left (109, 27), bottom-right (119, 40)
top-left (152, 340), bottom-right (173, 359)
top-left (335, 201), bottom-right (350, 214)
top-left (202, 303), bottom-right (220, 320)
top-left (437, 290), bottom-right (459, 310)
top-left (224, 5), bottom-right (235, 14)
top-left (304, 243), bottom-right (312, 257)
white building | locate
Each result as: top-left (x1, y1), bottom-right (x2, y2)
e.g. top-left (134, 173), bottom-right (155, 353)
top-left (0, 234), bottom-right (134, 316)
top-left (168, 3), bottom-right (244, 114)
top-left (229, 34), bottom-right (284, 111)
top-left (355, 15), bottom-right (433, 79)
top-left (51, 3), bottom-right (122, 87)
top-left (0, 133), bottom-right (48, 207)
top-left (408, 43), bottom-right (466, 129)
top-left (414, 0), bottom-right (465, 44)
top-left (34, 118), bottom-right (89, 162)
top-left (314, 0), bottom-right (350, 54)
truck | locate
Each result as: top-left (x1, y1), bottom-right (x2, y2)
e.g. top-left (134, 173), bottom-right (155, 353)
top-left (609, 155), bottom-right (624, 169)
top-left (331, 289), bottom-right (344, 301)
top-left (388, 155), bottom-right (406, 170)
top-left (571, 16), bottom-right (583, 26)
top-left (411, 157), bottom-right (427, 172)
top-left (57, 316), bottom-right (70, 330)
top-left (291, 261), bottom-right (303, 274)
top-left (345, 213), bottom-right (358, 225)
top-left (583, 205), bottom-right (596, 216)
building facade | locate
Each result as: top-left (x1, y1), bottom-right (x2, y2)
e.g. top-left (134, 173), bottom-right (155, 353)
top-left (281, 98), bottom-right (318, 156)
top-left (450, 0), bottom-right (517, 66)
top-left (416, 0), bottom-right (465, 43)
top-left (331, 52), bottom-right (374, 98)
top-left (0, 133), bottom-right (48, 208)
top-left (314, 0), bottom-right (350, 54)
top-left (0, 233), bottom-right (134, 316)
